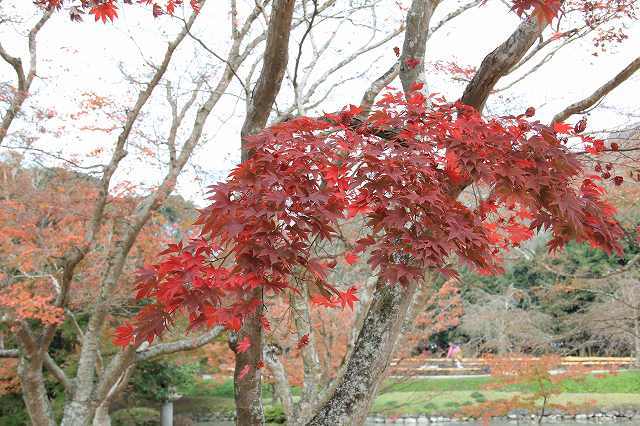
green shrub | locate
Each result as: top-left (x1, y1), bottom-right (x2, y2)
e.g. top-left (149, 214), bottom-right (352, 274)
top-left (264, 406), bottom-right (286, 424)
top-left (470, 391), bottom-right (486, 402)
top-left (112, 407), bottom-right (160, 426)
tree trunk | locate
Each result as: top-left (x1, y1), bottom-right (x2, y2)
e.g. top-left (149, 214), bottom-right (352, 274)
top-left (307, 280), bottom-right (418, 425)
top-left (232, 290), bottom-right (264, 426)
top-left (18, 355), bottom-right (56, 426)
top-left (61, 400), bottom-right (94, 426)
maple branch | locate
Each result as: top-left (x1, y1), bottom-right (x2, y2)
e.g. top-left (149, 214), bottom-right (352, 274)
top-left (355, 0), bottom-right (476, 118)
top-left (43, 352), bottom-right (73, 393)
top-left (263, 344), bottom-right (295, 419)
top-left (552, 56), bottom-right (640, 124)
top-left (93, 346), bottom-right (137, 404)
top-left (179, 22), bottom-right (248, 96)
top-left (165, 79), bottom-right (203, 168)
top-left (289, 281), bottom-right (324, 418)
top-left (298, 25), bottom-right (403, 112)
top-left (135, 326), bottom-right (224, 361)
top-left (461, 13), bottom-right (548, 111)
top-left (14, 320), bottom-right (38, 356)
top-left (0, 43), bottom-right (26, 92)
top-left (292, 0), bottom-right (319, 91)
top-left (1, 144), bottom-right (104, 170)
top-left (241, 0), bottom-right (295, 142)
top-left (0, 8), bottom-right (52, 146)
top-left (53, 6), bottom-right (209, 411)
top-left (495, 28), bottom-right (588, 93)
top-left (399, 0), bottom-right (441, 93)
top-left (359, 62), bottom-right (400, 115)
top-left (428, 0), bottom-right (482, 36)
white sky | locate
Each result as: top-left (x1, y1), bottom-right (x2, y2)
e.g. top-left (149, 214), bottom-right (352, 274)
top-left (1, 0), bottom-right (639, 205)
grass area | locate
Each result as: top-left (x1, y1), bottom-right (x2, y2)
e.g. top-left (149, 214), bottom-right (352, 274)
top-left (381, 369), bottom-right (640, 394)
top-left (174, 370), bottom-right (640, 418)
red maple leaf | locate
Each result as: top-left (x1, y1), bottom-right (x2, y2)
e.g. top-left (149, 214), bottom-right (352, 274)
top-left (344, 251), bottom-right (359, 265)
top-left (238, 364), bottom-right (251, 380)
top-left (90, 1), bottom-right (118, 23)
top-left (237, 336), bottom-right (251, 353)
top-left (506, 223), bottom-right (533, 245)
top-left (166, 0), bottom-right (177, 15)
top-left (296, 334), bottom-right (310, 349)
top-left (113, 323), bottom-right (134, 346)
top-left (405, 57), bottom-right (420, 69)
top-left (552, 122), bottom-right (572, 133)
top-left (259, 315), bottom-right (271, 332)
top-left (310, 294), bottom-right (338, 308)
top-left (337, 286), bottom-right (359, 310)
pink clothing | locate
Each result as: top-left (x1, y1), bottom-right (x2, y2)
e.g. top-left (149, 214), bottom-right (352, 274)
top-left (447, 344), bottom-right (460, 358)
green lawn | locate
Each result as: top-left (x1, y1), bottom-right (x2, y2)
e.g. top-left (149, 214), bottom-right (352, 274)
top-left (380, 369), bottom-right (640, 394)
top-left (174, 370), bottom-right (640, 418)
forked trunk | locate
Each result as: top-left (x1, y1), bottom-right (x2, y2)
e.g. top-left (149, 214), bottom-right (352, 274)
top-left (307, 280), bottom-right (418, 425)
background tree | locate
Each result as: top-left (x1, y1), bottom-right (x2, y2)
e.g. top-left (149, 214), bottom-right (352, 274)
top-left (460, 286), bottom-right (554, 355)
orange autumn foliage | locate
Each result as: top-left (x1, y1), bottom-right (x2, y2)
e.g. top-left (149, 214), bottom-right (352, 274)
top-left (0, 158), bottom-right (193, 327)
top-left (0, 359), bottom-right (20, 396)
top-left (463, 354), bottom-right (593, 424)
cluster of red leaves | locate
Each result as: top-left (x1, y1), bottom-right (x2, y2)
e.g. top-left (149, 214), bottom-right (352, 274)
top-left (511, 0), bottom-right (562, 23)
top-left (36, 0), bottom-right (200, 22)
top-left (115, 90), bottom-right (622, 348)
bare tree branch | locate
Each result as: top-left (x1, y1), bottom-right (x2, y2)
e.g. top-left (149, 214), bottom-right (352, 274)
top-left (399, 0), bottom-right (440, 93)
top-left (136, 326), bottom-right (224, 361)
top-left (359, 61), bottom-right (400, 114)
top-left (0, 8), bottom-right (52, 146)
top-left (241, 0), bottom-right (296, 144)
top-left (0, 349), bottom-right (18, 357)
top-left (461, 14), bottom-right (549, 111)
top-left (429, 0), bottom-right (482, 36)
top-left (552, 56), bottom-right (640, 124)
top-left (43, 353), bottom-right (73, 393)
top-left (293, 0), bottom-right (319, 91)
top-left (263, 344), bottom-right (295, 419)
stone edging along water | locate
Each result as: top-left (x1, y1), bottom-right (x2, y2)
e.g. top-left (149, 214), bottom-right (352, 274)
top-left (365, 409), bottom-right (640, 424)
top-left (191, 409), bottom-right (640, 424)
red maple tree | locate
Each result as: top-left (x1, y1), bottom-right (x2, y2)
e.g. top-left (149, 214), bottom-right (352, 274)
top-left (115, 91), bottom-right (623, 387)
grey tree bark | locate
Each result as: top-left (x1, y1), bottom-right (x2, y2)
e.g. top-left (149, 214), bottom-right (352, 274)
top-left (233, 1), bottom-right (295, 425)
